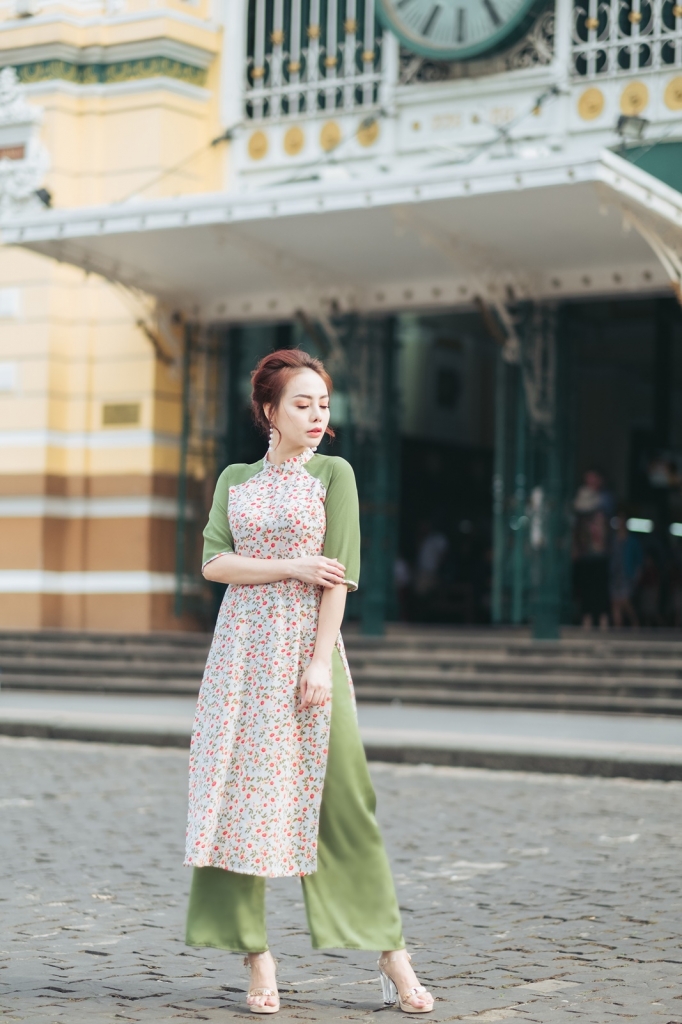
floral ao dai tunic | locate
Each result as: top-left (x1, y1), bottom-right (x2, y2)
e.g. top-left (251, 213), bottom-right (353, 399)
top-left (184, 449), bottom-right (360, 878)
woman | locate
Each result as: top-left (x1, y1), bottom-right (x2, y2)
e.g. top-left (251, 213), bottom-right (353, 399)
top-left (184, 349), bottom-right (433, 1015)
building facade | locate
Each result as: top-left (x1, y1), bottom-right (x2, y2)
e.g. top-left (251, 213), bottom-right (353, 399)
top-left (1, 0), bottom-right (681, 634)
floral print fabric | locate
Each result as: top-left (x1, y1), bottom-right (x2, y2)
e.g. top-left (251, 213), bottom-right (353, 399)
top-left (185, 448), bottom-right (355, 877)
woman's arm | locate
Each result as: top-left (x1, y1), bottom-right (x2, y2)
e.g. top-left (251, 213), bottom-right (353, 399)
top-left (203, 552), bottom-right (346, 588)
top-left (299, 583), bottom-right (347, 709)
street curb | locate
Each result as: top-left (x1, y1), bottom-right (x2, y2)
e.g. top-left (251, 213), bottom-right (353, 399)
top-left (0, 722), bottom-right (189, 749)
top-left (2, 721), bottom-right (682, 781)
top-left (362, 744), bottom-right (682, 782)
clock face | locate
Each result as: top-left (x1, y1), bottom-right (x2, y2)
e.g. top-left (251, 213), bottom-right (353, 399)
top-left (376, 0), bottom-right (542, 61)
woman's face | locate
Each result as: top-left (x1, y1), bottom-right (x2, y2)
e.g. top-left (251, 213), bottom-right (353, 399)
top-left (266, 368), bottom-right (330, 452)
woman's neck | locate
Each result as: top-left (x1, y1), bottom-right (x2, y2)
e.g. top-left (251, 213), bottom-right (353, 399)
top-left (266, 442), bottom-right (308, 466)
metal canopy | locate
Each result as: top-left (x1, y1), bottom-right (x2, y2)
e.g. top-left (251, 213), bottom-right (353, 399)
top-left (1, 150), bottom-right (679, 320)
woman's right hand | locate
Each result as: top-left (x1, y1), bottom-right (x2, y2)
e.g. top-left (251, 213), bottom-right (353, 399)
top-left (292, 556), bottom-right (346, 588)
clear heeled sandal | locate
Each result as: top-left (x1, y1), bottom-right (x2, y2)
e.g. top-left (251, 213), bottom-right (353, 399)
top-left (243, 953), bottom-right (280, 1015)
top-left (378, 952), bottom-right (434, 1014)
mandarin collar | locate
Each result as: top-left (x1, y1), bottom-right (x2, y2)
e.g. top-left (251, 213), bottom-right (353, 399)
top-left (263, 447), bottom-right (316, 474)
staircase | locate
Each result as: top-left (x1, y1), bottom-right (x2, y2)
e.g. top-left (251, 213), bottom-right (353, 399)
top-left (2, 627), bottom-right (682, 715)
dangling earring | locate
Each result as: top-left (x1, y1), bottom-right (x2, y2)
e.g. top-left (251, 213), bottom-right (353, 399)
top-left (268, 422), bottom-right (274, 451)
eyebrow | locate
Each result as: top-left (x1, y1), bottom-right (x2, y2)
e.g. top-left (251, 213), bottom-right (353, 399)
top-left (293, 393), bottom-right (329, 399)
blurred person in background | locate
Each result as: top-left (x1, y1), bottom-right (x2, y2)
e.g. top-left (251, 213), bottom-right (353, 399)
top-left (572, 470), bottom-right (614, 629)
top-left (394, 555), bottom-right (411, 622)
top-left (669, 540), bottom-right (682, 627)
top-left (638, 552), bottom-right (662, 626)
top-left (609, 516), bottom-right (642, 628)
top-left (412, 517), bottom-right (449, 620)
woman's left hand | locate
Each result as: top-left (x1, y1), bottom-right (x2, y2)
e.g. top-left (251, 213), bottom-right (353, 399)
top-left (299, 660), bottom-right (332, 709)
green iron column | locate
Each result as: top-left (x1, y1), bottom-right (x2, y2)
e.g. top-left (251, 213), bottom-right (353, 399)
top-left (225, 326), bottom-right (243, 468)
top-left (511, 365), bottom-right (527, 624)
top-left (529, 431), bottom-right (561, 639)
top-left (174, 323), bottom-right (193, 618)
top-left (524, 304), bottom-right (562, 641)
top-left (361, 317), bottom-right (399, 637)
top-left (491, 348), bottom-right (508, 624)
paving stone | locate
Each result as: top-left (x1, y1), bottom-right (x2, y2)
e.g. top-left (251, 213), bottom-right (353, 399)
top-left (1, 737), bottom-right (681, 1021)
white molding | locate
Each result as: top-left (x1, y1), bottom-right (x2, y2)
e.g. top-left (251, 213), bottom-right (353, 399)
top-left (0, 37), bottom-right (216, 69)
top-left (1, 151), bottom-right (601, 239)
top-left (20, 77), bottom-right (211, 102)
top-left (0, 569), bottom-right (178, 593)
top-left (0, 495), bottom-right (188, 518)
top-left (0, 428), bottom-right (179, 449)
top-left (597, 149), bottom-right (682, 226)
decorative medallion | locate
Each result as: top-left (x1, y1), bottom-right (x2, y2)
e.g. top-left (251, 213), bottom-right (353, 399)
top-left (320, 121), bottom-right (342, 152)
top-left (620, 80), bottom-right (649, 115)
top-left (283, 125), bottom-right (305, 155)
top-left (376, 0), bottom-right (545, 61)
top-left (577, 87), bottom-right (605, 120)
top-left (357, 118), bottom-right (379, 147)
top-left (248, 130), bottom-right (268, 160)
top-left (664, 76), bottom-right (682, 111)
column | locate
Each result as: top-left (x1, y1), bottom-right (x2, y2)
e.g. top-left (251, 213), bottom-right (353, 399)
top-left (491, 348), bottom-right (508, 624)
top-left (360, 317), bottom-right (399, 636)
top-left (523, 304), bottom-right (565, 641)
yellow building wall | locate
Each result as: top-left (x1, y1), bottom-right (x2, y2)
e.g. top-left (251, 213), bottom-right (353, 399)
top-left (0, 0), bottom-right (224, 630)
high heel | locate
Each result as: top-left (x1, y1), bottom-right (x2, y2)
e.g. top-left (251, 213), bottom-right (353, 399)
top-left (243, 953), bottom-right (280, 1015)
top-left (378, 952), bottom-right (434, 1014)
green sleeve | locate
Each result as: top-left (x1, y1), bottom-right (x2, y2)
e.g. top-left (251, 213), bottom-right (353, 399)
top-left (322, 458), bottom-right (361, 591)
top-left (202, 468), bottom-right (234, 569)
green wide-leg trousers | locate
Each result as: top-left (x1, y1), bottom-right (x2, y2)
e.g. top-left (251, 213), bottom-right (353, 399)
top-left (185, 648), bottom-right (405, 952)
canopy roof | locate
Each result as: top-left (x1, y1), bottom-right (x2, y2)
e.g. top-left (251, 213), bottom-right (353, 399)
top-left (2, 148), bottom-right (680, 320)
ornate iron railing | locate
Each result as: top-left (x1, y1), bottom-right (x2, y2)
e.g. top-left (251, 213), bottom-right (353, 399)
top-left (572, 0), bottom-right (682, 78)
top-left (244, 0), bottom-right (383, 120)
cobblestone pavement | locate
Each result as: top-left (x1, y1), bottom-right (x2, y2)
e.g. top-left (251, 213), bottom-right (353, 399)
top-left (1, 736), bottom-right (682, 1023)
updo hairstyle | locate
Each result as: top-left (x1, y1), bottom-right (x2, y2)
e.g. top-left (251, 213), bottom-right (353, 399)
top-left (251, 348), bottom-right (335, 443)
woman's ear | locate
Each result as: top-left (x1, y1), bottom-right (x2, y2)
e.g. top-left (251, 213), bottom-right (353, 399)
top-left (263, 403), bottom-right (272, 425)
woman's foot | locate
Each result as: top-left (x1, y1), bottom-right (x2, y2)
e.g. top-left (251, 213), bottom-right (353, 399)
top-left (244, 951), bottom-right (279, 1014)
top-left (379, 950), bottom-right (434, 1013)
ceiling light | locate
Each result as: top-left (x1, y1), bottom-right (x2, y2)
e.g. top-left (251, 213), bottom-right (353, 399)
top-left (626, 517), bottom-right (653, 533)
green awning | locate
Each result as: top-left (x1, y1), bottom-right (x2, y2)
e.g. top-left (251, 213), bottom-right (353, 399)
top-left (621, 141), bottom-right (682, 195)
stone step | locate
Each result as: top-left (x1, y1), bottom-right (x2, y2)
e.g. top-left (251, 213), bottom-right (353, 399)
top-left (3, 642), bottom-right (682, 676)
top-left (3, 628), bottom-right (682, 714)
top-left (3, 667), bottom-right (682, 697)
top-left (3, 650), bottom-right (682, 682)
top-left (351, 685), bottom-right (682, 715)
top-left (0, 655), bottom-right (207, 676)
top-left (346, 652), bottom-right (682, 675)
top-left (2, 628), bottom-right (682, 659)
top-left (351, 666), bottom-right (682, 690)
top-left (0, 673), bottom-right (201, 694)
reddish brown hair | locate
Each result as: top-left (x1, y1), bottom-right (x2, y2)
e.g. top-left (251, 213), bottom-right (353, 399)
top-left (251, 348), bottom-right (335, 442)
